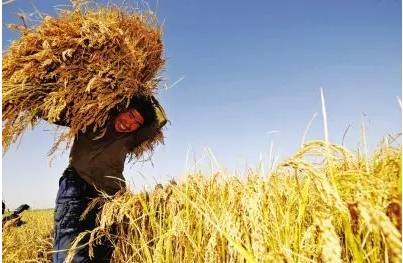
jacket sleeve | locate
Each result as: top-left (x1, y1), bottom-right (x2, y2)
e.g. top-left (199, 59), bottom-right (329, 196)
top-left (127, 122), bottom-right (161, 150)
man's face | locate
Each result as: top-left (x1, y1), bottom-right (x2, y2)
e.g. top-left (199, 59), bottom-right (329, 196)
top-left (114, 108), bottom-right (144, 133)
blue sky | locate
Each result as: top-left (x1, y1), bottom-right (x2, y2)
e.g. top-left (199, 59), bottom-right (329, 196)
top-left (2, 0), bottom-right (401, 209)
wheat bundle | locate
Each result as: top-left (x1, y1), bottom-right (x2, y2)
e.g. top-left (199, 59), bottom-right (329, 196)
top-left (2, 6), bottom-right (165, 157)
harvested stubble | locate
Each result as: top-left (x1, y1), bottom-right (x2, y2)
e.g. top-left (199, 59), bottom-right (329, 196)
top-left (2, 6), bottom-right (165, 157)
top-left (60, 139), bottom-right (400, 263)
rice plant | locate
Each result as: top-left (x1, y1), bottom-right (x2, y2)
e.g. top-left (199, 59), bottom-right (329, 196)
top-left (2, 209), bottom-right (53, 262)
top-left (3, 138), bottom-right (400, 262)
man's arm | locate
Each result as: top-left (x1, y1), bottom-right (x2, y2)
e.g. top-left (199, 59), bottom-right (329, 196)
top-left (127, 97), bottom-right (167, 150)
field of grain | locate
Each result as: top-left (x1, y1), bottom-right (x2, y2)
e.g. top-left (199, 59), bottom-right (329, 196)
top-left (2, 209), bottom-right (53, 262)
top-left (2, 139), bottom-right (402, 263)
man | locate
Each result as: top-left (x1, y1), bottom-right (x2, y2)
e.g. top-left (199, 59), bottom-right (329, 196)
top-left (53, 96), bottom-right (167, 262)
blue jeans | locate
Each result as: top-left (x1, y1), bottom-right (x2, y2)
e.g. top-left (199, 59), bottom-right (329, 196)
top-left (53, 168), bottom-right (113, 263)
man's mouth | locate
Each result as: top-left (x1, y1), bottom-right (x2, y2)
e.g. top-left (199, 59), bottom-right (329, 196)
top-left (119, 122), bottom-right (128, 131)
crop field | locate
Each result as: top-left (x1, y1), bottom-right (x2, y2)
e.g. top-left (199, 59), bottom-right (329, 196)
top-left (2, 209), bottom-right (53, 262)
top-left (2, 139), bottom-right (402, 263)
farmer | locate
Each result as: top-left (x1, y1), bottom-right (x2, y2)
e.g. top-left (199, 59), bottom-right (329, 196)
top-left (53, 96), bottom-right (167, 262)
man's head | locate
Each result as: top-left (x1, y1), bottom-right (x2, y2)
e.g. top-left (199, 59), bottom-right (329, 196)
top-left (114, 108), bottom-right (144, 133)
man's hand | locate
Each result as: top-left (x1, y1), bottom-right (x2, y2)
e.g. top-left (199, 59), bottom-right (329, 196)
top-left (114, 108), bottom-right (144, 133)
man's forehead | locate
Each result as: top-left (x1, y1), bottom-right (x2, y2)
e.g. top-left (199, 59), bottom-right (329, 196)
top-left (121, 108), bottom-right (143, 119)
top-left (126, 108), bottom-right (140, 114)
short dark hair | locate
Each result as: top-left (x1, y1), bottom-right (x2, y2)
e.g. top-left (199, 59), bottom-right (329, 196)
top-left (126, 96), bottom-right (155, 125)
